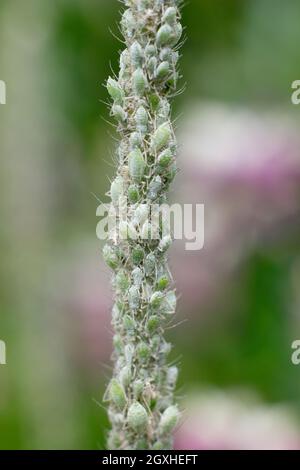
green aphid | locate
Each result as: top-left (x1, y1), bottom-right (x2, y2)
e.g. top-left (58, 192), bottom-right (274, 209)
top-left (145, 44), bottom-right (156, 57)
top-left (144, 253), bottom-right (156, 275)
top-left (156, 61), bottom-right (170, 81)
top-left (128, 285), bottom-right (140, 311)
top-left (108, 379), bottom-right (127, 410)
top-left (156, 275), bottom-right (169, 290)
top-left (103, 244), bottom-right (119, 270)
top-left (150, 291), bottom-right (164, 309)
top-left (135, 106), bottom-right (148, 134)
top-left (133, 68), bottom-right (147, 96)
top-left (158, 149), bottom-right (173, 169)
top-left (130, 41), bottom-right (144, 69)
top-left (148, 176), bottom-right (162, 200)
top-left (151, 123), bottom-right (172, 152)
top-left (115, 270), bottom-right (129, 292)
top-left (110, 176), bottom-right (124, 204)
top-left (107, 77), bottom-right (124, 104)
top-left (128, 184), bottom-right (139, 203)
top-left (156, 24), bottom-right (173, 48)
top-left (159, 405), bottom-right (180, 434)
top-left (112, 104), bottom-right (127, 122)
top-left (128, 148), bottom-right (146, 182)
top-left (131, 246), bottom-right (144, 265)
top-left (162, 7), bottom-right (177, 25)
top-left (147, 315), bottom-right (160, 334)
top-left (123, 314), bottom-right (136, 333)
top-left (127, 402), bottom-right (148, 432)
top-left (136, 342), bottom-right (151, 362)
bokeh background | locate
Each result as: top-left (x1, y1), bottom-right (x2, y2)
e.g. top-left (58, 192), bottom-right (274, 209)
top-left (0, 0), bottom-right (300, 450)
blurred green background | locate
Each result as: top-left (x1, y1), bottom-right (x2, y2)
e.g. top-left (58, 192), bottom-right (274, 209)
top-left (0, 0), bottom-right (300, 449)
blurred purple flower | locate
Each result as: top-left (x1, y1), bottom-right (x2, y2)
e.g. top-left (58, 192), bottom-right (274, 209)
top-left (175, 390), bottom-right (300, 450)
top-left (173, 104), bottom-right (300, 311)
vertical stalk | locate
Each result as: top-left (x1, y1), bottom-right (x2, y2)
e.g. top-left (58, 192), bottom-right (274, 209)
top-left (103, 0), bottom-right (183, 450)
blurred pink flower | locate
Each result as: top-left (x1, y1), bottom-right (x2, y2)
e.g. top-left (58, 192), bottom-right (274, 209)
top-left (174, 104), bottom-right (300, 311)
top-left (175, 390), bottom-right (300, 450)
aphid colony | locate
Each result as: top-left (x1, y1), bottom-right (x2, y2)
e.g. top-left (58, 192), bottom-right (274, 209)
top-left (103, 0), bottom-right (182, 450)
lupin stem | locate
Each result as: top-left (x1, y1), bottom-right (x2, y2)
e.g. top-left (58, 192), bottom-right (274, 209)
top-left (103, 0), bottom-right (183, 450)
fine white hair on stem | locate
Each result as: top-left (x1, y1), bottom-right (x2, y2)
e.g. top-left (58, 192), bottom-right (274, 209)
top-left (102, 0), bottom-right (183, 450)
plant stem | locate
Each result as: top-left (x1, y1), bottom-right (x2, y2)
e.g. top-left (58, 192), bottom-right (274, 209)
top-left (103, 0), bottom-right (183, 450)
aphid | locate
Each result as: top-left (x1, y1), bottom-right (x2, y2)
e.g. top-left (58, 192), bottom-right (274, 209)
top-left (137, 0), bottom-right (150, 11)
top-left (162, 7), bottom-right (177, 25)
top-left (120, 49), bottom-right (130, 70)
top-left (132, 68), bottom-right (147, 96)
top-left (157, 99), bottom-right (171, 123)
top-left (118, 365), bottom-right (132, 388)
top-left (151, 334), bottom-right (160, 350)
top-left (110, 176), bottom-right (124, 204)
top-left (121, 9), bottom-right (135, 37)
top-left (127, 184), bottom-right (139, 203)
top-left (171, 23), bottom-right (183, 46)
top-left (148, 175), bottom-right (162, 200)
top-left (156, 274), bottom-right (169, 290)
top-left (141, 220), bottom-right (151, 240)
top-left (144, 253), bottom-right (156, 276)
top-left (146, 315), bottom-right (160, 334)
top-left (162, 290), bottom-right (177, 314)
top-left (103, 244), bottom-right (119, 270)
top-left (131, 246), bottom-right (144, 265)
top-left (107, 77), bottom-right (124, 104)
top-left (133, 203), bottom-right (149, 226)
top-left (111, 104), bottom-right (127, 123)
top-left (167, 366), bottom-right (178, 387)
top-left (150, 291), bottom-right (164, 309)
top-left (135, 106), bottom-right (148, 134)
top-left (127, 402), bottom-right (148, 432)
top-left (151, 123), bottom-right (172, 152)
top-left (155, 61), bottom-right (170, 81)
top-left (112, 303), bottom-right (121, 322)
top-left (136, 342), bottom-right (151, 362)
top-left (132, 267), bottom-right (143, 286)
top-left (160, 47), bottom-right (172, 62)
top-left (158, 149), bottom-right (173, 169)
top-left (159, 405), bottom-right (179, 434)
top-left (129, 132), bottom-right (142, 149)
top-left (108, 410), bottom-right (125, 428)
top-left (128, 148), bottom-right (146, 182)
top-left (115, 270), bottom-right (129, 293)
top-left (130, 41), bottom-right (144, 69)
top-left (165, 161), bottom-right (177, 184)
top-left (145, 44), bottom-right (156, 57)
top-left (172, 51), bottom-right (179, 65)
top-left (118, 140), bottom-right (128, 165)
top-left (133, 379), bottom-right (144, 399)
top-left (124, 344), bottom-right (135, 365)
top-left (113, 334), bottom-right (123, 354)
top-left (123, 314), bottom-right (136, 333)
top-left (119, 220), bottom-right (129, 240)
top-left (108, 379), bottom-right (127, 410)
top-left (158, 234), bottom-right (172, 253)
top-left (128, 285), bottom-right (140, 311)
top-left (147, 56), bottom-right (158, 77)
top-left (156, 24), bottom-right (173, 48)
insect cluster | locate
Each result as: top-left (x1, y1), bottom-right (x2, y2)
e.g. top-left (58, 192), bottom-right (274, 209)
top-left (103, 0), bottom-right (183, 450)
